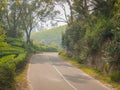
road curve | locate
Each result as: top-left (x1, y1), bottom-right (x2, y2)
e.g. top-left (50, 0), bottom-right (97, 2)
top-left (28, 53), bottom-right (112, 90)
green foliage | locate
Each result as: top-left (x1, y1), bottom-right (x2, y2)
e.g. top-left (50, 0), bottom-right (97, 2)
top-left (6, 37), bottom-right (24, 47)
top-left (103, 36), bottom-right (120, 67)
top-left (0, 53), bottom-right (27, 90)
top-left (0, 28), bottom-right (6, 41)
top-left (0, 37), bottom-right (26, 57)
top-left (93, 0), bottom-right (115, 18)
top-left (0, 0), bottom-right (7, 13)
top-left (33, 41), bottom-right (59, 52)
top-left (42, 45), bottom-right (59, 52)
top-left (24, 44), bottom-right (37, 53)
top-left (62, 22), bottom-right (85, 56)
top-left (110, 72), bottom-right (120, 82)
top-left (0, 53), bottom-right (27, 89)
top-left (0, 0), bottom-right (60, 89)
top-left (0, 27), bottom-right (9, 57)
top-left (31, 25), bottom-right (66, 47)
top-left (85, 18), bottom-right (114, 54)
top-left (0, 55), bottom-right (16, 90)
top-left (62, 0), bottom-right (120, 81)
top-left (0, 36), bottom-right (29, 89)
top-left (14, 53), bottom-right (27, 70)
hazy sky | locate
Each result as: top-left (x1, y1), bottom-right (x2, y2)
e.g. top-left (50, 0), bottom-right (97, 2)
top-left (33, 3), bottom-right (70, 32)
top-left (54, 3), bottom-right (70, 25)
top-left (44, 3), bottom-right (69, 27)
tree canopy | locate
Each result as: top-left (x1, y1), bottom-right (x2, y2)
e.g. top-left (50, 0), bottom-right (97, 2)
top-left (62, 0), bottom-right (120, 74)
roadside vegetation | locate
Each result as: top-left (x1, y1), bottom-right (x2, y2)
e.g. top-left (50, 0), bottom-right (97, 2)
top-left (0, 36), bottom-right (29, 89)
top-left (0, 32), bottom-right (40, 89)
top-left (60, 52), bottom-right (120, 90)
top-left (31, 25), bottom-right (66, 48)
top-left (61, 0), bottom-right (120, 89)
top-left (0, 0), bottom-right (120, 89)
top-left (0, 0), bottom-right (58, 89)
top-left (31, 25), bottom-right (67, 52)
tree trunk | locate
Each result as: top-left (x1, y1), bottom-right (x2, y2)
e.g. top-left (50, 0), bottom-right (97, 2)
top-left (25, 30), bottom-right (30, 45)
top-left (66, 0), bottom-right (73, 24)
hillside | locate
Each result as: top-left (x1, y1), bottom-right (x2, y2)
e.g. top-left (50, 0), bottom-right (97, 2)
top-left (31, 25), bottom-right (66, 47)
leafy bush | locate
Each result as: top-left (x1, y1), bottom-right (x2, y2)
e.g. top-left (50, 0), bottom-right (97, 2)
top-left (0, 46), bottom-right (25, 57)
top-left (62, 22), bottom-right (85, 57)
top-left (110, 72), bottom-right (120, 82)
top-left (0, 55), bottom-right (16, 90)
top-left (0, 53), bottom-right (27, 89)
top-left (84, 18), bottom-right (112, 54)
top-left (0, 36), bottom-right (28, 89)
top-left (6, 37), bottom-right (24, 47)
top-left (14, 53), bottom-right (27, 70)
top-left (62, 15), bottom-right (120, 75)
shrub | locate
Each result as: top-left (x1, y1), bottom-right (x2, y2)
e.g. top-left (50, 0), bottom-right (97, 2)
top-left (84, 18), bottom-right (108, 54)
top-left (14, 53), bottom-right (27, 70)
top-left (6, 38), bottom-right (25, 49)
top-left (0, 53), bottom-right (27, 89)
top-left (0, 55), bottom-right (16, 90)
top-left (110, 72), bottom-right (120, 82)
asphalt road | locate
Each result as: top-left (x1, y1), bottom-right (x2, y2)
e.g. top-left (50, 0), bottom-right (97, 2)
top-left (28, 53), bottom-right (112, 90)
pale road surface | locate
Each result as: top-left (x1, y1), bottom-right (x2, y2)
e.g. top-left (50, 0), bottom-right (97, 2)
top-left (28, 53), bottom-right (112, 90)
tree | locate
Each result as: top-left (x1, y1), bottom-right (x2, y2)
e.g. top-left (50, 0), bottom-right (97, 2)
top-left (19, 0), bottom-right (54, 44)
top-left (62, 0), bottom-right (120, 72)
top-left (1, 0), bottom-right (55, 44)
top-left (50, 0), bottom-right (74, 24)
top-left (0, 0), bottom-right (8, 57)
top-left (92, 0), bottom-right (116, 18)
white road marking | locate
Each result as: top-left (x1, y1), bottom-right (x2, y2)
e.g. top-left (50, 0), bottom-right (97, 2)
top-left (52, 65), bottom-right (78, 90)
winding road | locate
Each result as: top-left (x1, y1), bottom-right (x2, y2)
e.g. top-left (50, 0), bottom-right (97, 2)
top-left (28, 53), bottom-right (112, 90)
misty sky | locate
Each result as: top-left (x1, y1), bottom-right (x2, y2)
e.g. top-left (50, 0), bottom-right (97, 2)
top-left (34, 3), bottom-right (70, 31)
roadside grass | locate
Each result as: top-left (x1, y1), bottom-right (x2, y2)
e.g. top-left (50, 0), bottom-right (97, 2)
top-left (15, 64), bottom-right (29, 90)
top-left (15, 54), bottom-right (32, 90)
top-left (59, 54), bottom-right (120, 90)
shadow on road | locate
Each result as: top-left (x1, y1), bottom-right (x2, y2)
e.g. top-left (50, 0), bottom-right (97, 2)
top-left (30, 54), bottom-right (73, 68)
top-left (63, 74), bottom-right (92, 84)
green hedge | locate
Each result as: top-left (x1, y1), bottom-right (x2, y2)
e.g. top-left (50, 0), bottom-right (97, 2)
top-left (14, 53), bottom-right (27, 70)
top-left (0, 55), bottom-right (16, 90)
top-left (0, 53), bottom-right (27, 90)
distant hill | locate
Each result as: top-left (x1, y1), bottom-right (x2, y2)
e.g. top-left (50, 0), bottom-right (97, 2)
top-left (31, 25), bottom-right (67, 47)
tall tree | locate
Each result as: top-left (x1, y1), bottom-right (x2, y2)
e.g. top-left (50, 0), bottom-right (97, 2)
top-left (2, 0), bottom-right (55, 44)
top-left (92, 0), bottom-right (116, 18)
top-left (19, 0), bottom-right (54, 44)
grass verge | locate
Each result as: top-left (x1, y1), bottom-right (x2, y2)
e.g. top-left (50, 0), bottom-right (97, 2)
top-left (59, 54), bottom-right (120, 90)
top-left (15, 54), bottom-right (32, 90)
